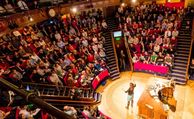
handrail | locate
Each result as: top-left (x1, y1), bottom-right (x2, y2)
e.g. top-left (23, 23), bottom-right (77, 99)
top-left (0, 78), bottom-right (74, 119)
top-left (22, 82), bottom-right (91, 90)
top-left (123, 36), bottom-right (134, 72)
top-left (186, 18), bottom-right (194, 82)
top-left (111, 32), bottom-right (120, 73)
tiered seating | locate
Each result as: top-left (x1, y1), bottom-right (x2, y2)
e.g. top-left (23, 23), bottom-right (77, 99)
top-left (115, 4), bottom-right (184, 75)
top-left (0, 9), bottom-right (109, 90)
top-left (0, 9), bottom-right (110, 118)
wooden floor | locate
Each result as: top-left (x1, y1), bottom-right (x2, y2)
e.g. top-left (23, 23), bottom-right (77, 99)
top-left (97, 72), bottom-right (194, 119)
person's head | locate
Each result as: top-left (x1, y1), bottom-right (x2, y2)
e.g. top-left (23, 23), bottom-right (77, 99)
top-left (130, 82), bottom-right (134, 87)
top-left (63, 106), bottom-right (70, 111)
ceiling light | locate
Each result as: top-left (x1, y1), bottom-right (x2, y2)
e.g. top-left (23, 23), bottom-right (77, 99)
top-left (121, 3), bottom-right (125, 7)
top-left (132, 0), bottom-right (136, 3)
top-left (71, 7), bottom-right (77, 13)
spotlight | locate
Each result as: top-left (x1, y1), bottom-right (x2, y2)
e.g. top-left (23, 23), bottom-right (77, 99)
top-left (71, 7), bottom-right (77, 13)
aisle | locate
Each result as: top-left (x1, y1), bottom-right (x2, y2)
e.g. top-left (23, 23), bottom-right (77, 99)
top-left (98, 72), bottom-right (194, 119)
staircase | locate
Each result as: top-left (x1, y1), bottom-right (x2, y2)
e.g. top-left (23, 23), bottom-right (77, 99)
top-left (103, 18), bottom-right (120, 80)
top-left (171, 16), bottom-right (193, 84)
top-left (23, 83), bottom-right (101, 110)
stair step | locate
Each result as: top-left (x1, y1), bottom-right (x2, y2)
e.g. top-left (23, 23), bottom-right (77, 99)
top-left (171, 73), bottom-right (185, 77)
top-left (111, 72), bottom-right (120, 78)
top-left (175, 56), bottom-right (188, 60)
top-left (174, 59), bottom-right (187, 64)
top-left (108, 61), bottom-right (116, 65)
top-left (179, 32), bottom-right (191, 36)
top-left (110, 66), bottom-right (117, 71)
top-left (173, 66), bottom-right (186, 70)
top-left (107, 54), bottom-right (115, 58)
top-left (112, 75), bottom-right (120, 80)
top-left (177, 42), bottom-right (191, 45)
top-left (177, 47), bottom-right (190, 51)
top-left (108, 64), bottom-right (117, 69)
top-left (106, 49), bottom-right (114, 52)
top-left (172, 69), bottom-right (186, 74)
top-left (105, 45), bottom-right (113, 48)
top-left (108, 58), bottom-right (116, 62)
top-left (178, 39), bottom-right (191, 42)
top-left (106, 50), bottom-right (114, 54)
top-left (172, 76), bottom-right (186, 81)
top-left (174, 62), bottom-right (187, 67)
top-left (175, 53), bottom-right (189, 57)
top-left (104, 40), bottom-right (112, 43)
top-left (176, 50), bottom-right (190, 54)
top-left (178, 36), bottom-right (191, 39)
top-left (110, 70), bottom-right (119, 74)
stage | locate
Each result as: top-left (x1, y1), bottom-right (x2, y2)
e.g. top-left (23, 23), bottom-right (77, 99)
top-left (98, 72), bottom-right (194, 119)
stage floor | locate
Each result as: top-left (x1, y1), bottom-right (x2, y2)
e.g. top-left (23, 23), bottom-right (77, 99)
top-left (98, 72), bottom-right (194, 119)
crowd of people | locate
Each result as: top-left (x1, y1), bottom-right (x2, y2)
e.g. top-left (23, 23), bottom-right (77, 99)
top-left (0, 0), bottom-right (90, 15)
top-left (115, 3), bottom-right (188, 71)
top-left (0, 8), bottom-right (109, 90)
top-left (0, 8), bottom-right (109, 118)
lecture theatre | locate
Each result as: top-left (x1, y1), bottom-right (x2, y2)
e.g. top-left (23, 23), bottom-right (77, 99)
top-left (0, 0), bottom-right (194, 119)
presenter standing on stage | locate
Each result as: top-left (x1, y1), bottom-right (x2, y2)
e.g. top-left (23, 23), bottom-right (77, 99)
top-left (125, 81), bottom-right (136, 109)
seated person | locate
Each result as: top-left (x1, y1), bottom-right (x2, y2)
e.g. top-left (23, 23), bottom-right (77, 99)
top-left (94, 60), bottom-right (103, 71)
top-left (164, 54), bottom-right (172, 67)
top-left (63, 106), bottom-right (77, 118)
top-left (150, 52), bottom-right (158, 64)
top-left (156, 52), bottom-right (164, 66)
top-left (101, 20), bottom-right (108, 29)
top-left (0, 6), bottom-right (6, 14)
top-left (143, 52), bottom-right (150, 64)
top-left (139, 54), bottom-right (145, 62)
top-left (132, 54), bottom-right (139, 63)
top-left (49, 70), bottom-right (63, 89)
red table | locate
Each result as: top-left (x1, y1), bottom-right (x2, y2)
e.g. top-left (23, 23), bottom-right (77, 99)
top-left (134, 62), bottom-right (169, 75)
top-left (165, 2), bottom-right (184, 8)
top-left (92, 69), bottom-right (109, 90)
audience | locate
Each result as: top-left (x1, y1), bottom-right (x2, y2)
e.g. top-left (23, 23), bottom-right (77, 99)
top-left (0, 9), bottom-right (108, 91)
top-left (115, 3), bottom-right (185, 72)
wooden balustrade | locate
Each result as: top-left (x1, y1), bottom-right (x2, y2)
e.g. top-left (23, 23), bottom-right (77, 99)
top-left (111, 32), bottom-right (120, 73)
top-left (186, 18), bottom-right (194, 81)
top-left (124, 36), bottom-right (134, 72)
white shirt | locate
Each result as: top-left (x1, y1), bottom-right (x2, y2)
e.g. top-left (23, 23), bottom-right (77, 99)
top-left (17, 0), bottom-right (29, 10)
top-left (172, 30), bottom-right (179, 37)
top-left (0, 6), bottom-right (6, 13)
top-left (50, 73), bottom-right (60, 84)
top-left (165, 30), bottom-right (171, 37)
